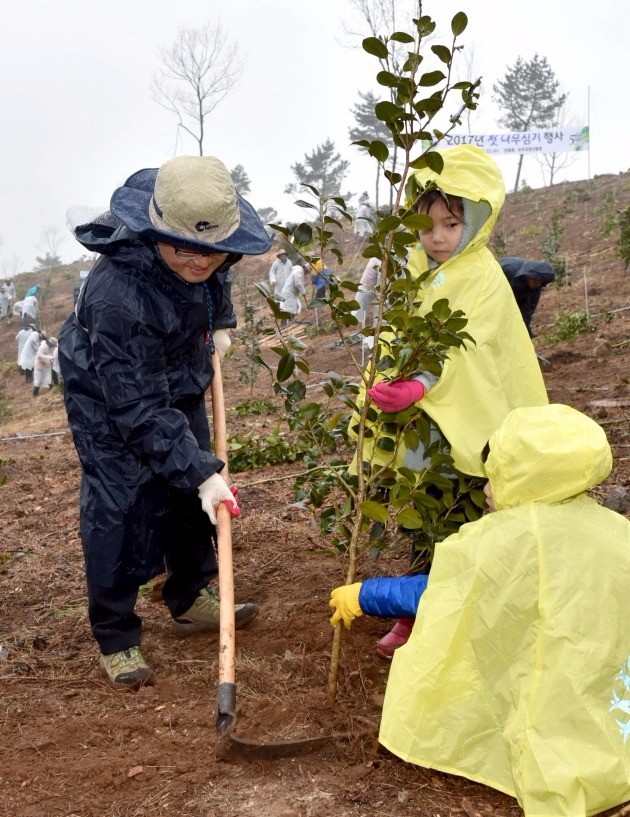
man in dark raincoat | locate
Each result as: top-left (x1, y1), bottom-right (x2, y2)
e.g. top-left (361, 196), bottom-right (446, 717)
top-left (59, 155), bottom-right (272, 690)
top-left (499, 257), bottom-right (555, 337)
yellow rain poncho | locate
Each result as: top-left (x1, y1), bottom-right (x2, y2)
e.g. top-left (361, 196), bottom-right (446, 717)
top-left (354, 144), bottom-right (548, 476)
top-left (380, 404), bottom-right (630, 817)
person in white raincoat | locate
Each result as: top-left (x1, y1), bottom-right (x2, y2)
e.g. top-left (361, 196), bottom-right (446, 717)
top-left (19, 327), bottom-right (41, 383)
top-left (15, 324), bottom-right (35, 373)
top-left (21, 294), bottom-right (38, 328)
top-left (363, 403), bottom-right (630, 817)
top-left (268, 249), bottom-right (292, 296)
top-left (33, 336), bottom-right (57, 396)
top-left (278, 263), bottom-right (307, 317)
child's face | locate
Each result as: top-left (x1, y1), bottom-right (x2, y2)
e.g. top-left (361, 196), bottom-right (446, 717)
top-left (418, 199), bottom-right (464, 264)
top-left (157, 243), bottom-right (229, 285)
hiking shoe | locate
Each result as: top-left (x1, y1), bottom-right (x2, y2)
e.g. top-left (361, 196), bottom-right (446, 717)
top-left (172, 584), bottom-right (259, 634)
top-left (375, 617), bottom-right (415, 660)
top-left (99, 647), bottom-right (154, 690)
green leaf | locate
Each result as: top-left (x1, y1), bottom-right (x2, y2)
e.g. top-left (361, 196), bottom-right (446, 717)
top-left (300, 402), bottom-right (322, 420)
top-left (369, 140), bottom-right (389, 162)
top-left (362, 36), bottom-right (389, 59)
top-left (396, 508), bottom-right (424, 529)
top-left (376, 437), bottom-right (396, 453)
top-left (431, 298), bottom-right (452, 321)
top-left (403, 428), bottom-right (420, 450)
top-left (383, 170), bottom-right (402, 185)
top-left (403, 213), bottom-right (433, 231)
top-left (418, 70), bottom-right (446, 87)
top-left (277, 354), bottom-right (295, 382)
top-left (390, 31), bottom-right (414, 43)
top-left (376, 70), bottom-right (399, 88)
top-left (431, 44), bottom-right (451, 64)
top-left (252, 354), bottom-right (271, 372)
top-left (293, 222), bottom-right (313, 246)
top-left (378, 215), bottom-right (402, 231)
top-left (451, 11), bottom-right (468, 36)
top-left (294, 199), bottom-right (318, 210)
top-left (359, 501), bottom-right (390, 524)
top-left (375, 100), bottom-right (403, 122)
top-left (424, 151), bottom-right (445, 174)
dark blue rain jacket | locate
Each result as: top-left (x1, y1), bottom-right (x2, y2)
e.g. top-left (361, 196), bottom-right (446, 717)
top-left (59, 220), bottom-right (238, 588)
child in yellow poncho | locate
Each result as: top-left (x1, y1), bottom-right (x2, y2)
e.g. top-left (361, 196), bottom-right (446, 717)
top-left (332, 404), bottom-right (630, 817)
top-left (354, 144), bottom-right (548, 657)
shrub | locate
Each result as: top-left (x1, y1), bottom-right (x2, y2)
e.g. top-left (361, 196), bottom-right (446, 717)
top-left (547, 309), bottom-right (590, 342)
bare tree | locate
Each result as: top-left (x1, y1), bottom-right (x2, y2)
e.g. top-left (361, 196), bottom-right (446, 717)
top-left (153, 22), bottom-right (243, 156)
top-left (342, 0), bottom-right (417, 206)
top-left (456, 43), bottom-right (481, 133)
top-left (35, 225), bottom-right (65, 269)
top-left (1, 255), bottom-right (22, 279)
top-left (536, 100), bottom-right (578, 186)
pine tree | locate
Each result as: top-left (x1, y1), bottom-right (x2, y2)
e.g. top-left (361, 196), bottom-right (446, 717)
top-left (349, 90), bottom-right (394, 208)
top-left (285, 139), bottom-right (350, 198)
top-left (492, 54), bottom-right (567, 191)
top-left (230, 164), bottom-right (251, 195)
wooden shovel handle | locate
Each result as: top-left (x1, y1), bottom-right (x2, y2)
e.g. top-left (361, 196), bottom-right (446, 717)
top-left (210, 352), bottom-right (235, 688)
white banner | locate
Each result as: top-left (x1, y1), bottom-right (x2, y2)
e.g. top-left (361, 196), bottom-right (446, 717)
top-left (442, 126), bottom-right (589, 155)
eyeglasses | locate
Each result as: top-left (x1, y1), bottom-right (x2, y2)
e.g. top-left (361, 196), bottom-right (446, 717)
top-left (173, 248), bottom-right (228, 260)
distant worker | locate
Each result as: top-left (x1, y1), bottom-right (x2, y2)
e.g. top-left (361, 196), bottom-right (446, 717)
top-left (354, 200), bottom-right (374, 240)
top-left (15, 323), bottom-right (36, 374)
top-left (310, 257), bottom-right (330, 301)
top-left (268, 249), bottom-right (292, 296)
top-left (352, 257), bottom-right (380, 328)
top-left (0, 284), bottom-right (10, 319)
top-left (0, 280), bottom-right (15, 318)
top-left (499, 257), bottom-right (555, 337)
top-left (279, 263), bottom-right (308, 319)
top-left (20, 293), bottom-right (39, 328)
top-left (33, 336), bottom-right (57, 397)
top-left (19, 327), bottom-right (41, 383)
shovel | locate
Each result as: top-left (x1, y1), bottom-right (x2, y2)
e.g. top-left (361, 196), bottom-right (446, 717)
top-left (210, 352), bottom-right (335, 761)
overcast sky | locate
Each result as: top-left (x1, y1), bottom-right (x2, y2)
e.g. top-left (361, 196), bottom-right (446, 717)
top-left (0, 0), bottom-right (627, 274)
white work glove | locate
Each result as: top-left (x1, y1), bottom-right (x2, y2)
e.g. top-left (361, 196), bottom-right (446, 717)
top-left (198, 473), bottom-right (241, 525)
top-left (213, 329), bottom-right (231, 361)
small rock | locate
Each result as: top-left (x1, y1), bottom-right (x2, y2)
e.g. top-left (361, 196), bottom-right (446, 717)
top-left (604, 486), bottom-right (630, 513)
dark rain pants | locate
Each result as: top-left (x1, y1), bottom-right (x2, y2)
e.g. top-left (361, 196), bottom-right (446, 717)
top-left (88, 532), bottom-right (218, 654)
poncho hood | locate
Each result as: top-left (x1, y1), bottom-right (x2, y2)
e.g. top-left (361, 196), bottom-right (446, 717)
top-left (486, 403), bottom-right (613, 509)
top-left (410, 143), bottom-right (505, 256)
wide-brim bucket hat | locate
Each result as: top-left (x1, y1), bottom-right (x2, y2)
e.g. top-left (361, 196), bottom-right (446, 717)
top-left (110, 155), bottom-right (272, 255)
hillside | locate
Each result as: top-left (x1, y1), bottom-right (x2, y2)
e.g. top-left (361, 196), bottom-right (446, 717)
top-left (0, 173), bottom-right (629, 817)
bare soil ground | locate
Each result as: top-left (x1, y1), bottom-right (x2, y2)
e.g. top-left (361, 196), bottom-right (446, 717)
top-left (0, 173), bottom-right (629, 817)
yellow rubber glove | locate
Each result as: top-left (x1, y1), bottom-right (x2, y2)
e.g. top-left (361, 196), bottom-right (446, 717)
top-left (329, 582), bottom-right (363, 629)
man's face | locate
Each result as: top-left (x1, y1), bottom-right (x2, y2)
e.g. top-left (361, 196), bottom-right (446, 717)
top-left (278, 253), bottom-right (287, 262)
top-left (157, 243), bottom-right (228, 284)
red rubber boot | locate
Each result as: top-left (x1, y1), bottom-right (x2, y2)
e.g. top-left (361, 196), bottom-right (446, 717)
top-left (374, 617), bottom-right (415, 659)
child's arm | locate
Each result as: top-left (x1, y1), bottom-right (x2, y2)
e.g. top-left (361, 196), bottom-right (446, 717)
top-left (329, 574), bottom-right (428, 628)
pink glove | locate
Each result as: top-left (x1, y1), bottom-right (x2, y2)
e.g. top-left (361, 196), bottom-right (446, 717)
top-left (198, 473), bottom-right (241, 525)
top-left (368, 380), bottom-right (426, 412)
